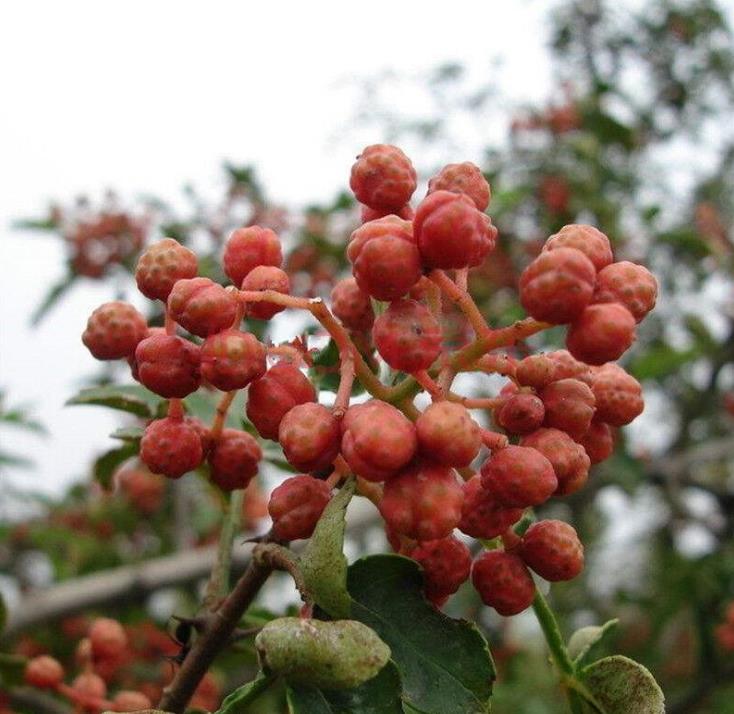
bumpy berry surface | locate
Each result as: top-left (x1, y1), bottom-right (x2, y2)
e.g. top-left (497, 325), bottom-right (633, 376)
top-left (187, 416), bottom-right (214, 456)
top-left (379, 462), bottom-right (463, 541)
top-left (82, 301), bottom-right (148, 360)
top-left (497, 393), bottom-right (545, 435)
top-left (208, 429), bottom-right (262, 492)
top-left (140, 417), bottom-right (203, 478)
top-left (167, 277), bottom-right (238, 337)
top-left (246, 363), bottom-right (316, 440)
top-left (414, 190), bottom-right (496, 269)
top-left (426, 161), bottom-right (491, 211)
top-left (542, 224), bottom-right (613, 272)
top-left (519, 247), bottom-right (596, 324)
top-left (112, 691), bottom-right (153, 711)
top-left (541, 378), bottom-right (596, 440)
top-left (411, 535), bottom-right (472, 601)
top-left (480, 445), bottom-right (557, 508)
top-left (349, 144), bottom-right (417, 212)
top-left (268, 474), bottom-right (332, 541)
top-left (348, 216), bottom-right (421, 300)
top-left (360, 203), bottom-right (414, 222)
top-left (223, 225), bottom-right (283, 287)
top-left (458, 475), bottom-right (523, 539)
top-left (241, 265), bottom-right (290, 319)
top-left (25, 655), bottom-right (64, 689)
top-left (201, 329), bottom-right (267, 391)
top-left (279, 403), bottom-right (340, 473)
top-left (566, 302), bottom-right (636, 365)
top-left (515, 354), bottom-right (557, 389)
top-left (71, 671), bottom-right (107, 699)
top-left (590, 363), bottom-right (644, 426)
top-left (372, 299), bottom-right (442, 373)
top-left (520, 519), bottom-right (584, 581)
top-left (521, 427), bottom-right (590, 496)
top-left (135, 333), bottom-right (201, 398)
top-left (546, 349), bottom-right (592, 383)
top-left (472, 550), bottom-right (536, 616)
top-left (341, 401), bottom-right (417, 481)
top-left (331, 277), bottom-right (375, 332)
top-left (135, 237), bottom-right (198, 301)
top-left (593, 261), bottom-right (658, 322)
top-left (415, 401), bottom-right (481, 467)
top-left (579, 420), bottom-right (614, 464)
top-left (115, 463), bottom-right (165, 514)
top-left (89, 617), bottom-right (127, 660)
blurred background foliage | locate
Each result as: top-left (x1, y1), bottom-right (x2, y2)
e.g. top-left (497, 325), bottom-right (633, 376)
top-left (2, 0), bottom-right (734, 712)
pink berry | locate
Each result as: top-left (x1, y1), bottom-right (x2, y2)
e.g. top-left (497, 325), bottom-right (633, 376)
top-left (112, 691), bottom-right (153, 711)
top-left (241, 265), bottom-right (290, 320)
top-left (458, 475), bottom-right (523, 539)
top-left (135, 237), bottom-right (198, 301)
top-left (341, 401), bottom-right (417, 482)
top-left (331, 278), bottom-right (375, 332)
top-left (347, 215), bottom-right (421, 300)
top-left (519, 247), bottom-right (596, 324)
top-left (372, 299), bottom-right (442, 373)
top-left (223, 226), bottom-right (282, 287)
top-left (542, 224), bottom-right (613, 272)
top-left (541, 378), bottom-right (596, 440)
top-left (579, 420), bottom-right (615, 464)
top-left (593, 261), bottom-right (657, 322)
top-left (82, 301), bottom-right (148, 360)
top-left (167, 277), bottom-right (238, 337)
top-left (520, 428), bottom-right (590, 496)
top-left (416, 401), bottom-right (482, 467)
top-left (140, 417), bottom-right (203, 478)
top-left (515, 354), bottom-right (557, 389)
top-left (411, 535), bottom-right (472, 602)
top-left (590, 363), bottom-right (644, 426)
top-left (427, 161), bottom-right (491, 211)
top-left (89, 617), bottom-right (127, 660)
top-left (208, 429), bottom-right (262, 492)
top-left (414, 190), bottom-right (496, 269)
top-left (350, 144), bottom-right (417, 212)
top-left (134, 334), bottom-right (201, 398)
top-left (246, 363), bottom-right (316, 440)
top-left (201, 329), bottom-right (267, 391)
top-left (278, 403), bottom-right (340, 473)
top-left (25, 655), bottom-right (64, 689)
top-left (480, 445), bottom-right (557, 508)
top-left (360, 203), bottom-right (414, 222)
top-left (472, 550), bottom-right (535, 616)
top-left (268, 475), bottom-right (332, 540)
top-left (520, 520), bottom-right (584, 581)
top-left (379, 462), bottom-right (463, 541)
top-left (497, 393), bottom-right (545, 435)
top-left (566, 303), bottom-right (637, 365)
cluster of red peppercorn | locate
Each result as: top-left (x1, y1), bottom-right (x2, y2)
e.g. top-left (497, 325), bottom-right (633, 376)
top-left (24, 618), bottom-right (152, 711)
top-left (81, 143), bottom-right (656, 619)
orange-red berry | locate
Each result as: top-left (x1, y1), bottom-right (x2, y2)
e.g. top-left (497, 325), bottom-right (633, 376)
top-left (579, 420), bottom-right (615, 464)
top-left (89, 617), bottom-right (127, 660)
top-left (427, 161), bottom-right (491, 211)
top-left (268, 475), bottom-right (332, 541)
top-left (541, 378), bottom-right (596, 440)
top-left (135, 237), bottom-right (198, 301)
top-left (458, 475), bottom-right (523, 539)
top-left (519, 247), bottom-right (596, 324)
top-left (521, 428), bottom-right (590, 496)
top-left (350, 144), bottom-right (417, 212)
top-left (542, 224), bottom-right (613, 272)
top-left (415, 401), bottom-right (481, 467)
top-left (278, 403), bottom-right (340, 473)
top-left (134, 334), bottom-right (201, 398)
top-left (497, 393), bottom-right (545, 435)
top-left (590, 363), bottom-right (644, 426)
top-left (411, 535), bottom-right (472, 603)
top-left (140, 417), bottom-right (203, 478)
top-left (223, 226), bottom-right (283, 287)
top-left (201, 329), bottom-right (267, 391)
top-left (208, 429), bottom-right (262, 492)
top-left (472, 550), bottom-right (535, 616)
top-left (480, 445), bottom-right (557, 508)
top-left (167, 277), bottom-right (238, 337)
top-left (331, 278), bottom-right (375, 332)
top-left (566, 302), bottom-right (636, 365)
top-left (593, 261), bottom-right (657, 322)
top-left (520, 519), bottom-right (584, 581)
top-left (240, 265), bottom-right (290, 320)
top-left (112, 690), bottom-right (153, 711)
top-left (25, 655), bottom-right (64, 689)
top-left (82, 301), bottom-right (148, 360)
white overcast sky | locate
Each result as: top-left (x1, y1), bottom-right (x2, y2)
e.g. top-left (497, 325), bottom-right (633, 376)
top-left (0, 1), bottom-right (578, 496)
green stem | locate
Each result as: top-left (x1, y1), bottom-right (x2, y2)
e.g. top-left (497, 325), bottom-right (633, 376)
top-left (203, 489), bottom-right (245, 609)
top-left (532, 590), bottom-right (585, 714)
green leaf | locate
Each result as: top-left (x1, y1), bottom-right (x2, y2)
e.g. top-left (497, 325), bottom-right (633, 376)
top-left (581, 655), bottom-right (664, 714)
top-left (301, 478), bottom-right (356, 618)
top-left (568, 619), bottom-right (618, 668)
top-left (348, 555), bottom-right (495, 714)
top-left (0, 652), bottom-right (27, 687)
top-left (215, 672), bottom-right (275, 713)
top-left (67, 384), bottom-right (162, 418)
top-left (286, 662), bottom-right (403, 713)
top-left (628, 343), bottom-right (700, 380)
top-left (313, 339), bottom-right (340, 367)
top-left (93, 443), bottom-right (137, 489)
top-left (184, 390), bottom-right (245, 429)
top-left (30, 274), bottom-right (76, 326)
top-left (110, 425), bottom-right (144, 442)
